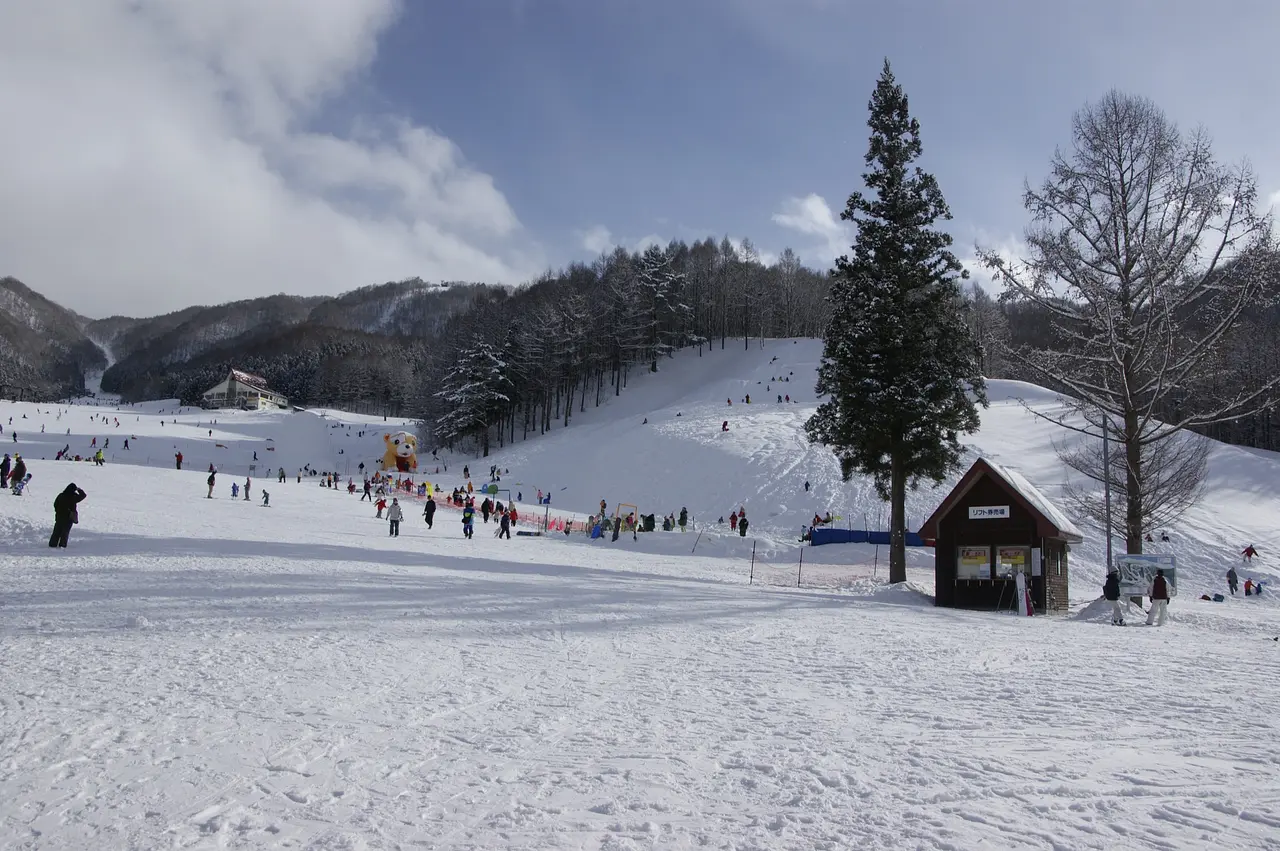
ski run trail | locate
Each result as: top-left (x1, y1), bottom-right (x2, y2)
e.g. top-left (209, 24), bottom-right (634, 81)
top-left (2, 338), bottom-right (1279, 850)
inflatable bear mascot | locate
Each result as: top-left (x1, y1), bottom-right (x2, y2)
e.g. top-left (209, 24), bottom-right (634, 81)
top-left (382, 431), bottom-right (418, 473)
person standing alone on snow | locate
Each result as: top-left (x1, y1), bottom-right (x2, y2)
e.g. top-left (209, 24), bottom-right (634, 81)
top-left (207, 469), bottom-right (216, 499)
top-left (423, 494), bottom-right (436, 528)
top-left (1103, 570), bottom-right (1124, 625)
top-left (1227, 566), bottom-right (1239, 596)
top-left (49, 483), bottom-right (86, 548)
top-left (387, 498), bottom-right (402, 536)
top-left (1146, 569), bottom-right (1171, 626)
top-left (462, 503), bottom-right (475, 539)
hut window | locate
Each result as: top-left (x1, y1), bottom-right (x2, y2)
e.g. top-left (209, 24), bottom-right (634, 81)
top-left (957, 546), bottom-right (991, 579)
top-left (996, 546), bottom-right (1030, 577)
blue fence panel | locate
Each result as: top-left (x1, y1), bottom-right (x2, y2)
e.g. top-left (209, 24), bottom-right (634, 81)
top-left (809, 528), bottom-right (926, 547)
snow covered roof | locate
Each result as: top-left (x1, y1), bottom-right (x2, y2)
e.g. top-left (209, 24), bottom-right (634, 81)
top-left (230, 368), bottom-right (267, 389)
top-left (919, 457), bottom-right (1084, 543)
top-left (983, 459), bottom-right (1084, 542)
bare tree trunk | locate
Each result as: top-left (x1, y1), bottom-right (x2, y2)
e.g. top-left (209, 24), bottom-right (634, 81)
top-left (889, 450), bottom-right (907, 584)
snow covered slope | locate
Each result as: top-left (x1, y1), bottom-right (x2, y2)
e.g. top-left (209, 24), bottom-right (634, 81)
top-left (2, 459), bottom-right (1279, 849)
top-left (4, 339), bottom-right (1280, 597)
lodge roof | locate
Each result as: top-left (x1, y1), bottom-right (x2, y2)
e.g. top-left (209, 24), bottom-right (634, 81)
top-left (919, 457), bottom-right (1084, 543)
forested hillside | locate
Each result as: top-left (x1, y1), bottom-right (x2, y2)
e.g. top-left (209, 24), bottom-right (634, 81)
top-left (0, 276), bottom-right (105, 398)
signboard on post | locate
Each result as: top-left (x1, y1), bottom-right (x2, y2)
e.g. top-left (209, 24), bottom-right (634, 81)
top-left (968, 505), bottom-right (1010, 519)
top-left (1115, 554), bottom-right (1177, 598)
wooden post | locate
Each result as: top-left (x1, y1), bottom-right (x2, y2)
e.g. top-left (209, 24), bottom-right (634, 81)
top-left (749, 540), bottom-right (756, 585)
top-left (797, 547), bottom-right (804, 587)
top-left (691, 530), bottom-right (703, 554)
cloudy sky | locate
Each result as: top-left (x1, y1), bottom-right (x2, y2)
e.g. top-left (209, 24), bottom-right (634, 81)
top-left (2, 1), bottom-right (1278, 317)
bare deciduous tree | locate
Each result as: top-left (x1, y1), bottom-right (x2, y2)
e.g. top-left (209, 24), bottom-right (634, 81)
top-left (980, 90), bottom-right (1277, 552)
top-left (1056, 412), bottom-right (1209, 544)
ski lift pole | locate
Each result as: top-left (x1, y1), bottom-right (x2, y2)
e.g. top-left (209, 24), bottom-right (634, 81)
top-left (749, 540), bottom-right (756, 585)
top-left (797, 547), bottom-right (804, 587)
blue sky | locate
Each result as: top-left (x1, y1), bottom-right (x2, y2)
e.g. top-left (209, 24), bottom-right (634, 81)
top-left (365, 0), bottom-right (1280, 270)
top-left (4, 0), bottom-right (1279, 314)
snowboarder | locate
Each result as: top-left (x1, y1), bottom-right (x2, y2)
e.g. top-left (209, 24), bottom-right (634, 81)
top-left (1227, 566), bottom-right (1239, 596)
top-left (174, 451), bottom-right (183, 470)
top-left (462, 503), bottom-right (475, 539)
top-left (678, 506), bottom-right (688, 532)
top-left (1146, 569), bottom-right (1171, 626)
top-left (1103, 570), bottom-right (1123, 625)
top-left (261, 490), bottom-right (269, 507)
top-left (49, 483), bottom-right (86, 548)
top-left (424, 494), bottom-right (436, 528)
top-left (388, 498), bottom-right (403, 536)
top-left (207, 469), bottom-right (216, 499)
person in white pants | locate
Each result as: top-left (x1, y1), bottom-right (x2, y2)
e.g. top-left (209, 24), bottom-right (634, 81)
top-left (1146, 569), bottom-right (1171, 626)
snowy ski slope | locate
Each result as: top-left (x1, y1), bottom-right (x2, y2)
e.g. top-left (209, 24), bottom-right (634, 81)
top-left (2, 341), bottom-right (1280, 848)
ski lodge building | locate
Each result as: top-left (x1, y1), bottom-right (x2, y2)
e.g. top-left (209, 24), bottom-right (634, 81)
top-left (920, 457), bottom-right (1083, 613)
top-left (201, 369), bottom-right (288, 411)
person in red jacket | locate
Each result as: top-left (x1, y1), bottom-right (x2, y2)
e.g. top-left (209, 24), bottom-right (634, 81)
top-left (1146, 569), bottom-right (1171, 626)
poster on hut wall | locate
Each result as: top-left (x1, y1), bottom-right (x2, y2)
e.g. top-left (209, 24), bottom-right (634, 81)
top-left (997, 546), bottom-right (1029, 577)
top-left (958, 546), bottom-right (991, 579)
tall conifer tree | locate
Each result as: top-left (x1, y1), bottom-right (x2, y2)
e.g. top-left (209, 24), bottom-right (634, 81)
top-left (806, 60), bottom-right (986, 584)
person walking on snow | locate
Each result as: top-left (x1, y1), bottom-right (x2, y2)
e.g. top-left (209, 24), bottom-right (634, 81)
top-left (0, 453), bottom-right (10, 489)
top-left (499, 508), bottom-right (511, 539)
top-left (462, 503), bottom-right (475, 539)
top-left (1103, 570), bottom-right (1124, 625)
top-left (1227, 566), bottom-right (1239, 596)
top-left (207, 469), bottom-right (216, 499)
top-left (49, 483), bottom-right (86, 548)
top-left (387, 498), bottom-right (403, 536)
top-left (243, 478), bottom-right (251, 501)
top-left (1242, 545), bottom-right (1258, 562)
top-left (1146, 569), bottom-right (1171, 626)
top-left (738, 513), bottom-right (749, 536)
top-left (1245, 578), bottom-right (1254, 596)
top-left (375, 497), bottom-right (387, 518)
top-left (175, 451), bottom-right (183, 470)
top-left (423, 494), bottom-right (436, 528)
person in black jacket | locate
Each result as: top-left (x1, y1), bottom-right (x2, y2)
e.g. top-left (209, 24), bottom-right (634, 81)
top-left (49, 483), bottom-right (86, 548)
top-left (423, 494), bottom-right (436, 529)
top-left (1103, 570), bottom-right (1123, 625)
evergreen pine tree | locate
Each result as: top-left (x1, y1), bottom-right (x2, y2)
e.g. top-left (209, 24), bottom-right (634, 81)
top-left (805, 60), bottom-right (987, 584)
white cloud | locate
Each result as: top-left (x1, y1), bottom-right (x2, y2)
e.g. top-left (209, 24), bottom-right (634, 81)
top-left (959, 229), bottom-right (1029, 295)
top-left (0, 0), bottom-right (542, 316)
top-left (771, 194), bottom-right (850, 263)
top-left (577, 225), bottom-right (615, 255)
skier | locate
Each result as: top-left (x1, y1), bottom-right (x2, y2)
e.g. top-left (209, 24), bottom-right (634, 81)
top-left (253, 451), bottom-right (258, 461)
top-left (49, 483), bottom-right (87, 548)
top-left (244, 478), bottom-right (251, 501)
top-left (463, 464), bottom-right (469, 479)
top-left (804, 480), bottom-right (810, 492)
top-left (729, 511), bottom-right (738, 530)
top-left (462, 502), bottom-right (475, 539)
top-left (678, 506), bottom-right (688, 532)
top-left (722, 421), bottom-right (729, 432)
top-left (93, 449), bottom-right (104, 466)
top-left (261, 490), bottom-right (270, 507)
top-left (231, 482), bottom-right (239, 499)
top-left (1242, 545), bottom-right (1258, 562)
top-left (387, 498), bottom-right (403, 537)
top-left (278, 467), bottom-right (285, 483)
top-left (175, 451), bottom-right (183, 470)
top-left (423, 494), bottom-right (436, 528)
top-left (1227, 565), bottom-right (1239, 596)
top-left (1146, 569), bottom-right (1171, 626)
top-left (123, 439), bottom-right (129, 450)
top-left (1103, 570), bottom-right (1124, 625)
top-left (499, 508), bottom-right (511, 539)
top-left (207, 469), bottom-right (216, 499)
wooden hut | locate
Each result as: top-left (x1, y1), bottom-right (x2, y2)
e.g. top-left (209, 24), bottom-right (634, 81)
top-left (919, 458), bottom-right (1083, 612)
